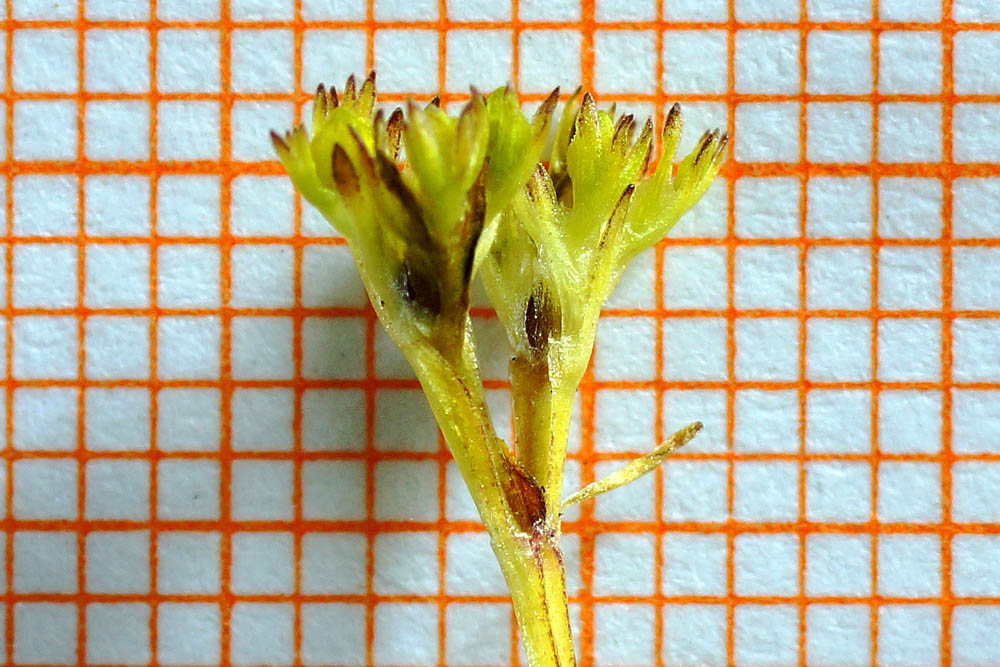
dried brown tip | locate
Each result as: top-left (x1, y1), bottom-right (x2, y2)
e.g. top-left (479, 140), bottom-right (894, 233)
top-left (385, 107), bottom-right (404, 159)
top-left (344, 74), bottom-right (357, 101)
top-left (637, 118), bottom-right (655, 172)
top-left (695, 129), bottom-right (720, 164)
top-left (314, 84), bottom-right (328, 115)
top-left (536, 87), bottom-right (560, 119)
top-left (269, 129), bottom-right (289, 152)
top-left (524, 284), bottom-right (561, 351)
top-left (328, 85), bottom-right (340, 108)
top-left (664, 103), bottom-right (682, 135)
top-left (426, 95), bottom-right (441, 109)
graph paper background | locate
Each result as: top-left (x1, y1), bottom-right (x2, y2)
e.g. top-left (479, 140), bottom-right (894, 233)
top-left (4, 0), bottom-right (1000, 665)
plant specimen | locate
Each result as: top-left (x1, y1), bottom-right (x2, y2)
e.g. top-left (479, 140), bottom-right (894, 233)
top-left (273, 72), bottom-right (727, 667)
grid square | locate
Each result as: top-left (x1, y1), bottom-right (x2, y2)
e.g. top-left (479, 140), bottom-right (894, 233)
top-left (375, 460), bottom-right (438, 521)
top-left (157, 243), bottom-right (219, 298)
top-left (953, 461), bottom-right (1000, 523)
top-left (13, 458), bottom-right (78, 519)
top-left (878, 177), bottom-right (942, 239)
top-left (13, 175), bottom-right (78, 236)
top-left (13, 243), bottom-right (78, 308)
top-left (231, 29), bottom-right (294, 93)
top-left (952, 606), bottom-right (1000, 665)
top-left (594, 317), bottom-right (656, 381)
top-left (157, 460), bottom-right (221, 520)
top-left (878, 247), bottom-right (942, 309)
top-left (733, 389), bottom-right (799, 451)
top-left (303, 317), bottom-right (366, 379)
top-left (594, 533), bottom-right (655, 596)
top-left (85, 459), bottom-right (151, 520)
top-left (665, 0), bottom-right (727, 21)
top-left (302, 603), bottom-right (366, 666)
top-left (878, 534), bottom-right (941, 598)
top-left (807, 176), bottom-right (873, 238)
top-left (807, 31), bottom-right (872, 93)
top-left (882, 0), bottom-right (941, 20)
top-left (158, 604), bottom-right (221, 666)
top-left (879, 103), bottom-right (943, 163)
top-left (13, 29), bottom-right (77, 92)
top-left (953, 318), bottom-right (1000, 382)
top-left (374, 389), bottom-right (437, 452)
top-left (734, 461), bottom-right (799, 522)
top-left (954, 248), bottom-right (1000, 310)
top-left (807, 0), bottom-right (871, 20)
top-left (662, 318), bottom-right (727, 381)
top-left (374, 532), bottom-right (438, 595)
top-left (952, 535), bottom-right (1000, 596)
top-left (86, 604), bottom-right (151, 666)
top-left (735, 103), bottom-right (800, 163)
top-left (663, 605), bottom-right (727, 666)
top-left (734, 245), bottom-right (799, 310)
top-left (302, 246), bottom-right (367, 307)
top-left (878, 318), bottom-right (942, 381)
top-left (445, 532), bottom-right (507, 595)
top-left (734, 177), bottom-right (801, 238)
top-left (158, 101), bottom-right (221, 161)
top-left (374, 30), bottom-right (438, 93)
top-left (878, 462), bottom-right (942, 522)
top-left (735, 317), bottom-right (799, 380)
top-left (663, 533), bottom-right (726, 596)
top-left (15, 0), bottom-right (76, 17)
top-left (663, 30), bottom-right (728, 94)
top-left (880, 32), bottom-right (942, 94)
top-left (519, 30), bottom-right (581, 93)
top-left (805, 534), bottom-right (871, 596)
top-left (736, 0), bottom-right (798, 19)
top-left (302, 460), bottom-right (365, 520)
top-left (953, 389), bottom-right (1000, 454)
top-left (13, 387), bottom-right (78, 451)
top-left (157, 175), bottom-right (221, 237)
top-left (302, 533), bottom-right (367, 594)
top-left (879, 605), bottom-right (941, 667)
top-left (663, 245), bottom-right (727, 309)
top-left (157, 316), bottom-right (221, 380)
top-left (85, 29), bottom-right (150, 92)
top-left (954, 103), bottom-right (1000, 162)
top-left (158, 531), bottom-right (221, 594)
top-left (735, 30), bottom-right (800, 94)
top-left (231, 0), bottom-right (294, 19)
top-left (806, 389), bottom-right (872, 453)
top-left (374, 0), bottom-right (437, 19)
top-left (13, 316), bottom-right (78, 380)
top-left (445, 603), bottom-right (511, 667)
top-left (594, 604), bottom-right (655, 667)
top-left (158, 388), bottom-right (221, 452)
top-left (806, 246), bottom-right (871, 310)
top-left (14, 531), bottom-right (77, 593)
top-left (232, 102), bottom-right (294, 162)
top-left (807, 103), bottom-right (874, 163)
top-left (231, 460), bottom-right (294, 521)
top-left (806, 461), bottom-right (872, 523)
top-left (955, 32), bottom-right (1000, 94)
top-left (302, 30), bottom-right (367, 92)
top-left (302, 0), bottom-right (365, 19)
top-left (594, 389), bottom-right (656, 451)
top-left (806, 605), bottom-right (870, 666)
top-left (157, 0), bottom-right (220, 19)
top-left (734, 533), bottom-right (799, 596)
top-left (806, 318), bottom-right (872, 381)
top-left (663, 461), bottom-right (729, 523)
top-left (447, 0), bottom-right (510, 20)
top-left (734, 605), bottom-right (799, 666)
top-left (14, 100), bottom-right (78, 160)
top-left (85, 530), bottom-right (150, 594)
top-left (879, 390), bottom-right (942, 454)
top-left (231, 317), bottom-right (294, 380)
top-left (607, 248), bottom-right (655, 309)
top-left (594, 458), bottom-right (656, 521)
top-left (445, 30), bottom-right (512, 92)
top-left (13, 603), bottom-right (77, 665)
top-left (373, 603), bottom-right (438, 666)
top-left (232, 175), bottom-right (295, 237)
top-left (231, 388), bottom-right (294, 452)
top-left (595, 30), bottom-right (656, 93)
top-left (86, 244), bottom-right (151, 308)
top-left (231, 532), bottom-right (294, 594)
top-left (302, 389), bottom-right (366, 452)
top-left (85, 316), bottom-right (150, 380)
top-left (157, 30), bottom-right (221, 92)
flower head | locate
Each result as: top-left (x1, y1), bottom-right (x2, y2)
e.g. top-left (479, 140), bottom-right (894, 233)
top-left (272, 73), bottom-right (557, 351)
